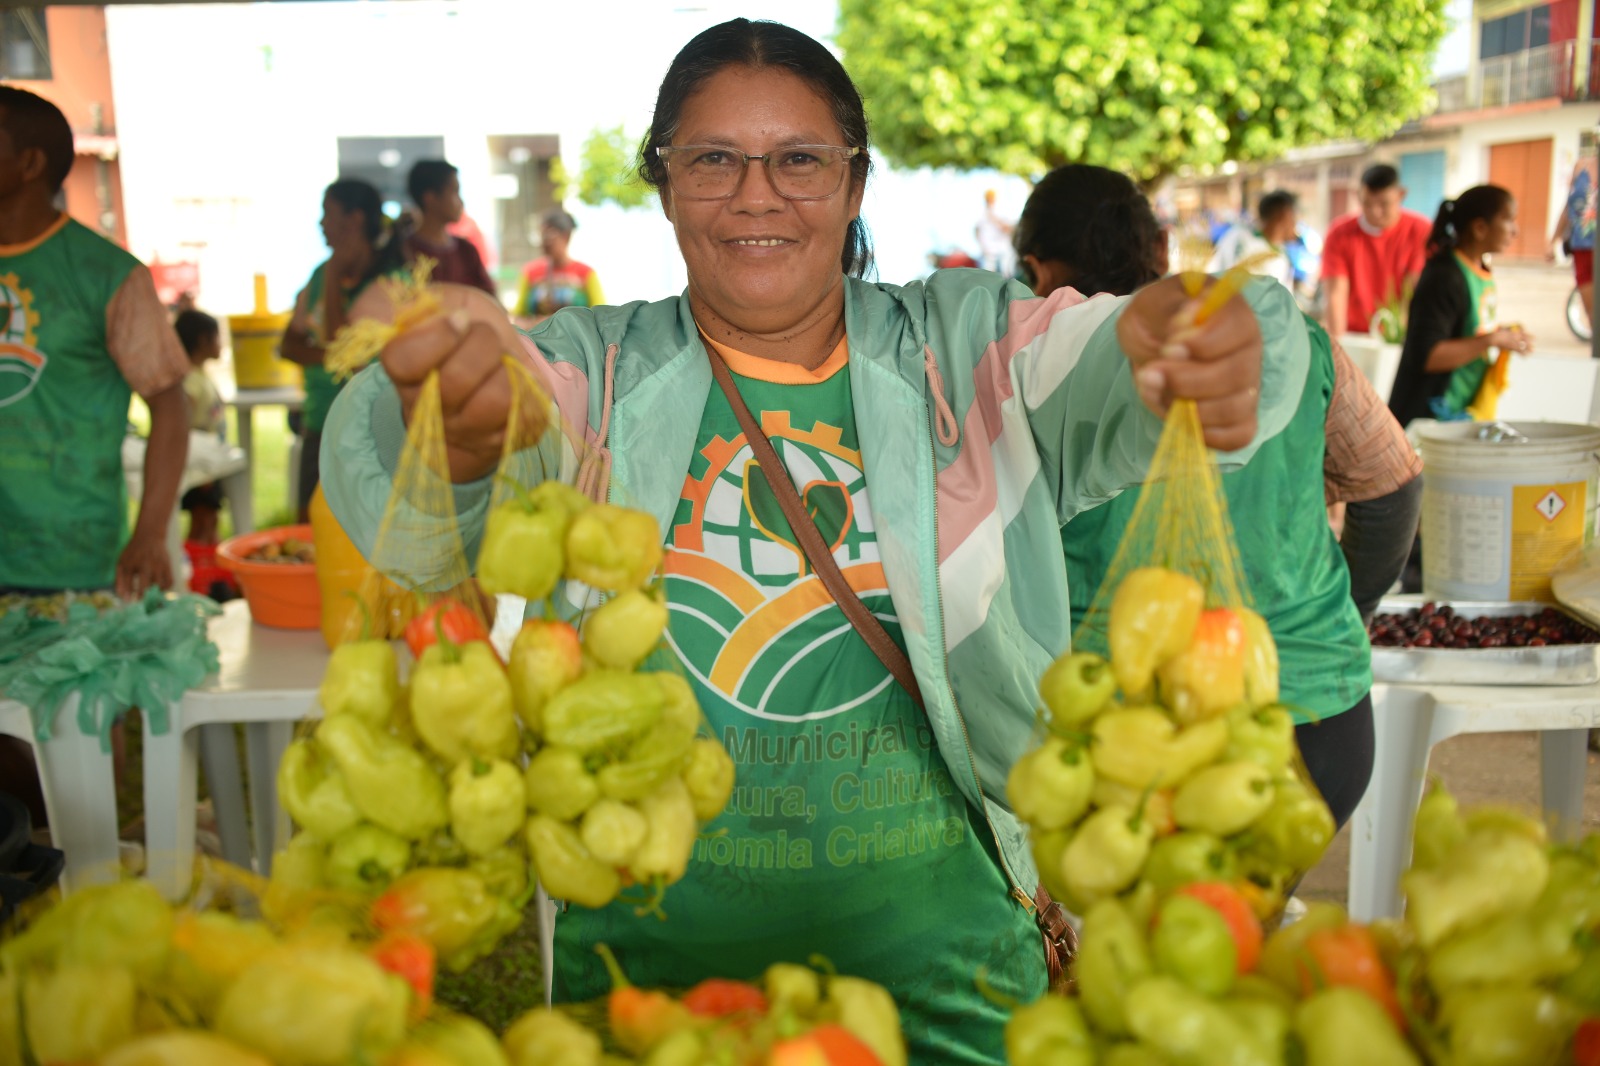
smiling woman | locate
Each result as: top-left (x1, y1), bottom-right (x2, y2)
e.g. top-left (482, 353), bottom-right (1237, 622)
top-left (321, 17), bottom-right (1313, 1064)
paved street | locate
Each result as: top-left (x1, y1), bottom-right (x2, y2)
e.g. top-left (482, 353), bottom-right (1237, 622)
top-left (1494, 259), bottom-right (1591, 360)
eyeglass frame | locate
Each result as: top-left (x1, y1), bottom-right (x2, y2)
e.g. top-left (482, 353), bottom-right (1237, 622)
top-left (654, 144), bottom-right (862, 201)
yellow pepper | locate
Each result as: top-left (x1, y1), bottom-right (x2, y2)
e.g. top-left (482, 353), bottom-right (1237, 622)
top-left (316, 714), bottom-right (449, 841)
top-left (99, 1032), bottom-right (274, 1066)
top-left (582, 587), bottom-right (669, 670)
top-left (507, 619), bottom-right (583, 735)
top-left (21, 963), bottom-right (136, 1064)
top-left (1090, 706), bottom-right (1228, 790)
top-left (410, 635), bottom-right (520, 766)
top-left (277, 737), bottom-right (363, 842)
top-left (565, 504), bottom-right (663, 592)
top-left (1157, 607), bottom-right (1246, 725)
top-left (1108, 567), bottom-right (1203, 699)
top-left (449, 758), bottom-right (527, 857)
top-left (1237, 607), bottom-right (1280, 707)
top-left (165, 910), bottom-right (279, 1020)
top-left (682, 736), bottom-right (736, 822)
top-left (1172, 760), bottom-right (1275, 836)
top-left (502, 1008), bottom-right (603, 1066)
top-left (525, 814), bottom-right (621, 909)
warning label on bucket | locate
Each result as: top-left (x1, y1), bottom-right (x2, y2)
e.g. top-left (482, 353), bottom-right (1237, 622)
top-left (1512, 481), bottom-right (1587, 599)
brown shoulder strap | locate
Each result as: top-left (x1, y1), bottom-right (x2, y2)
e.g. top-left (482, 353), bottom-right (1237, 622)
top-left (701, 336), bottom-right (925, 710)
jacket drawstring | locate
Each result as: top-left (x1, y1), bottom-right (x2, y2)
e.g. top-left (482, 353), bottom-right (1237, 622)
top-left (576, 343), bottom-right (619, 501)
top-left (924, 346), bottom-right (960, 446)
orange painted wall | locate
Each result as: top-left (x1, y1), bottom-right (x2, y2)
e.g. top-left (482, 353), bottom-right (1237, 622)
top-left (8, 6), bottom-right (126, 247)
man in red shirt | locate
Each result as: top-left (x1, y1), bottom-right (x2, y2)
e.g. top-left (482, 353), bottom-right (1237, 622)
top-left (1320, 164), bottom-right (1432, 337)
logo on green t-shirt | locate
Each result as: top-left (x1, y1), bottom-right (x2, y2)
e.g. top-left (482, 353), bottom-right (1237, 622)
top-left (0, 273), bottom-right (44, 408)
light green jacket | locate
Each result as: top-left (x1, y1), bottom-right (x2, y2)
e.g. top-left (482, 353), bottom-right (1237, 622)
top-left (322, 269), bottom-right (1308, 901)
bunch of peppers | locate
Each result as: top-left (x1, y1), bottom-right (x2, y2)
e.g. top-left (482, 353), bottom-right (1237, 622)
top-left (1008, 566), bottom-right (1334, 926)
top-left (1005, 780), bottom-right (1600, 1065)
top-left (270, 481), bottom-right (736, 979)
top-left (490, 949), bottom-right (906, 1066)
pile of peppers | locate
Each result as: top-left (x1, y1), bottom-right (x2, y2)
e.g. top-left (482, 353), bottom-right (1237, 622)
top-left (270, 483), bottom-right (736, 980)
top-left (489, 950), bottom-right (906, 1066)
top-left (1004, 784), bottom-right (1600, 1066)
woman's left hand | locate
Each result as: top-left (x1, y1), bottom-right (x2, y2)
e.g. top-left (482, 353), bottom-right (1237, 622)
top-left (1117, 275), bottom-right (1264, 452)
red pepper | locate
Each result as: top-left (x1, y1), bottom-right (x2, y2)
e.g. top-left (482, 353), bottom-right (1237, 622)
top-left (1176, 881), bottom-right (1263, 974)
top-left (404, 599), bottom-right (492, 659)
top-left (682, 977), bottom-right (769, 1019)
top-left (595, 943), bottom-right (692, 1055)
top-left (369, 931), bottom-right (435, 1020)
top-left (1574, 1017), bottom-right (1600, 1066)
top-left (767, 1024), bottom-right (883, 1066)
top-left (1301, 924), bottom-right (1404, 1028)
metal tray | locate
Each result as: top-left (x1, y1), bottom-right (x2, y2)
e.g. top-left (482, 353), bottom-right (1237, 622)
top-left (1369, 596), bottom-right (1600, 686)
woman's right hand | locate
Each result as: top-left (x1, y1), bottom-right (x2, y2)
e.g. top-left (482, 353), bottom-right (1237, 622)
top-left (350, 282), bottom-right (540, 483)
top-left (1488, 326), bottom-right (1534, 355)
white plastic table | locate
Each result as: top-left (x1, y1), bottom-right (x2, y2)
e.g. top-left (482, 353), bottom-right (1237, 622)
top-left (143, 599), bottom-right (326, 897)
top-left (1347, 678), bottom-right (1600, 921)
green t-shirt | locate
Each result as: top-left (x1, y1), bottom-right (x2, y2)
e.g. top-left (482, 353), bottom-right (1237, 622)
top-left (0, 219), bottom-right (142, 589)
top-left (552, 342), bottom-right (1045, 1065)
top-left (1062, 322), bottom-right (1371, 724)
top-left (297, 262), bottom-right (381, 433)
top-left (1435, 252), bottom-right (1498, 420)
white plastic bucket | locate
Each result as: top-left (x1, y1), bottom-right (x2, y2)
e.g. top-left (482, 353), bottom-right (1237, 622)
top-left (1419, 421), bottom-right (1600, 602)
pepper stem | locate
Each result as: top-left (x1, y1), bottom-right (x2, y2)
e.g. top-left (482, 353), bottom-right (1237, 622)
top-left (433, 607), bottom-right (461, 665)
top-left (495, 473), bottom-right (540, 512)
top-left (344, 590), bottom-right (374, 642)
top-left (594, 943), bottom-right (633, 990)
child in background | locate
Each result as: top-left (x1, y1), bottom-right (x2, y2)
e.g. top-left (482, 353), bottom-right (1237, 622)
top-left (174, 309), bottom-right (225, 545)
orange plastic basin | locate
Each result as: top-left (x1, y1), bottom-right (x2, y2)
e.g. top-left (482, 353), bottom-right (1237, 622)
top-left (217, 524), bottom-right (321, 629)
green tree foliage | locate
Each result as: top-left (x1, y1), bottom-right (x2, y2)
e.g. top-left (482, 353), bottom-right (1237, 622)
top-left (837, 0), bottom-right (1449, 184)
top-left (573, 125), bottom-right (652, 209)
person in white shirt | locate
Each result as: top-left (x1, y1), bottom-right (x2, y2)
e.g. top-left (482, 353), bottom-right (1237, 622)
top-left (1210, 189), bottom-right (1298, 292)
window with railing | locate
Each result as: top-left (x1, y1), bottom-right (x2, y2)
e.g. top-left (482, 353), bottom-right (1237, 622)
top-left (1481, 4), bottom-right (1553, 59)
top-left (0, 9), bottom-right (50, 81)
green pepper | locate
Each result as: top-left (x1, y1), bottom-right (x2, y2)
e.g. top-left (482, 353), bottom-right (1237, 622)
top-left (1124, 975), bottom-right (1275, 1066)
top-left (1172, 761), bottom-right (1275, 836)
top-left (822, 975), bottom-right (908, 1066)
top-left (372, 868), bottom-right (524, 973)
top-left (1004, 995), bottom-right (1094, 1066)
top-left (524, 745), bottom-right (602, 820)
top-left (409, 1011), bottom-right (510, 1066)
top-left (507, 619), bottom-right (583, 735)
top-left (476, 494), bottom-right (569, 602)
top-left (0, 878), bottom-right (173, 979)
top-left (1437, 986), bottom-right (1580, 1066)
top-left (0, 970), bottom-right (16, 1066)
top-left (1223, 996), bottom-right (1290, 1066)
top-left (1144, 831), bottom-right (1237, 894)
top-left (1238, 772), bottom-right (1335, 874)
top-left (597, 714), bottom-right (696, 802)
top-left (470, 841), bottom-right (531, 901)
top-left (682, 736), bottom-right (736, 822)
top-left (1428, 907), bottom-right (1583, 991)
top-left (449, 758), bottom-right (526, 857)
top-left (1006, 735), bottom-right (1094, 831)
top-left (1073, 897), bottom-right (1152, 1037)
top-left (565, 503), bottom-right (663, 592)
top-left (1091, 706), bottom-right (1229, 790)
top-left (21, 964), bottom-right (136, 1064)
top-left (1039, 651), bottom-right (1116, 728)
top-left (542, 670), bottom-right (665, 754)
top-left (583, 588), bottom-right (669, 670)
top-left (316, 714), bottom-right (450, 840)
top-left (1156, 607), bottom-right (1247, 726)
top-left (626, 777), bottom-right (698, 884)
top-left (326, 822), bottom-right (412, 894)
top-left (1223, 703), bottom-right (1296, 770)
top-left (1108, 566), bottom-right (1205, 700)
top-left (1061, 804), bottom-right (1156, 907)
top-left (525, 814), bottom-right (621, 909)
top-left (166, 910), bottom-right (280, 1021)
top-left (1411, 781), bottom-right (1466, 870)
top-left (263, 832), bottom-right (328, 924)
top-left (215, 945), bottom-right (410, 1065)
top-left (1401, 825), bottom-right (1549, 948)
top-left (318, 638), bottom-right (401, 729)
top-left (278, 737), bottom-right (363, 842)
top-left (1030, 827), bottom-right (1074, 905)
top-left (1294, 988), bottom-right (1419, 1066)
top-left (410, 635), bottom-right (520, 766)
top-left (1101, 1046), bottom-right (1171, 1066)
top-left (579, 798), bottom-right (650, 866)
top-left (764, 962), bottom-right (822, 1014)
top-left (1559, 947), bottom-right (1600, 1011)
top-left (502, 1008), bottom-right (603, 1066)
top-left (1152, 893), bottom-right (1237, 996)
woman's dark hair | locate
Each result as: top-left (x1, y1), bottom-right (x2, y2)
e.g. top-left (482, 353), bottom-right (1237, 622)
top-left (173, 309), bottom-right (219, 355)
top-left (324, 177), bottom-right (406, 284)
top-left (1427, 184), bottom-right (1513, 260)
top-left (1013, 164), bottom-right (1163, 297)
top-left (638, 18), bottom-right (874, 278)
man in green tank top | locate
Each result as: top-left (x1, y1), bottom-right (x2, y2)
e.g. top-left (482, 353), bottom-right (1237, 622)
top-left (0, 86), bottom-right (189, 596)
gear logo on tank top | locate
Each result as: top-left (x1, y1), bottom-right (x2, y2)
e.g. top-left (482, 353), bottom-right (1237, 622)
top-left (664, 411), bottom-right (899, 723)
top-left (0, 274), bottom-right (43, 409)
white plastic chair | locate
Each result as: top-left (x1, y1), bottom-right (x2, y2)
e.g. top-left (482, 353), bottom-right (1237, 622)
top-left (1347, 679), bottom-right (1600, 921)
top-left (142, 600), bottom-right (324, 899)
top-left (0, 695), bottom-right (121, 892)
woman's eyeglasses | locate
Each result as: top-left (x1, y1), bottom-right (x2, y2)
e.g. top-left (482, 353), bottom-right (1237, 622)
top-left (656, 145), bottom-right (860, 201)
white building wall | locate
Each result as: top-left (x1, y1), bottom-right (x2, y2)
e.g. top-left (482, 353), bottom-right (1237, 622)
top-left (1448, 102), bottom-right (1600, 238)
